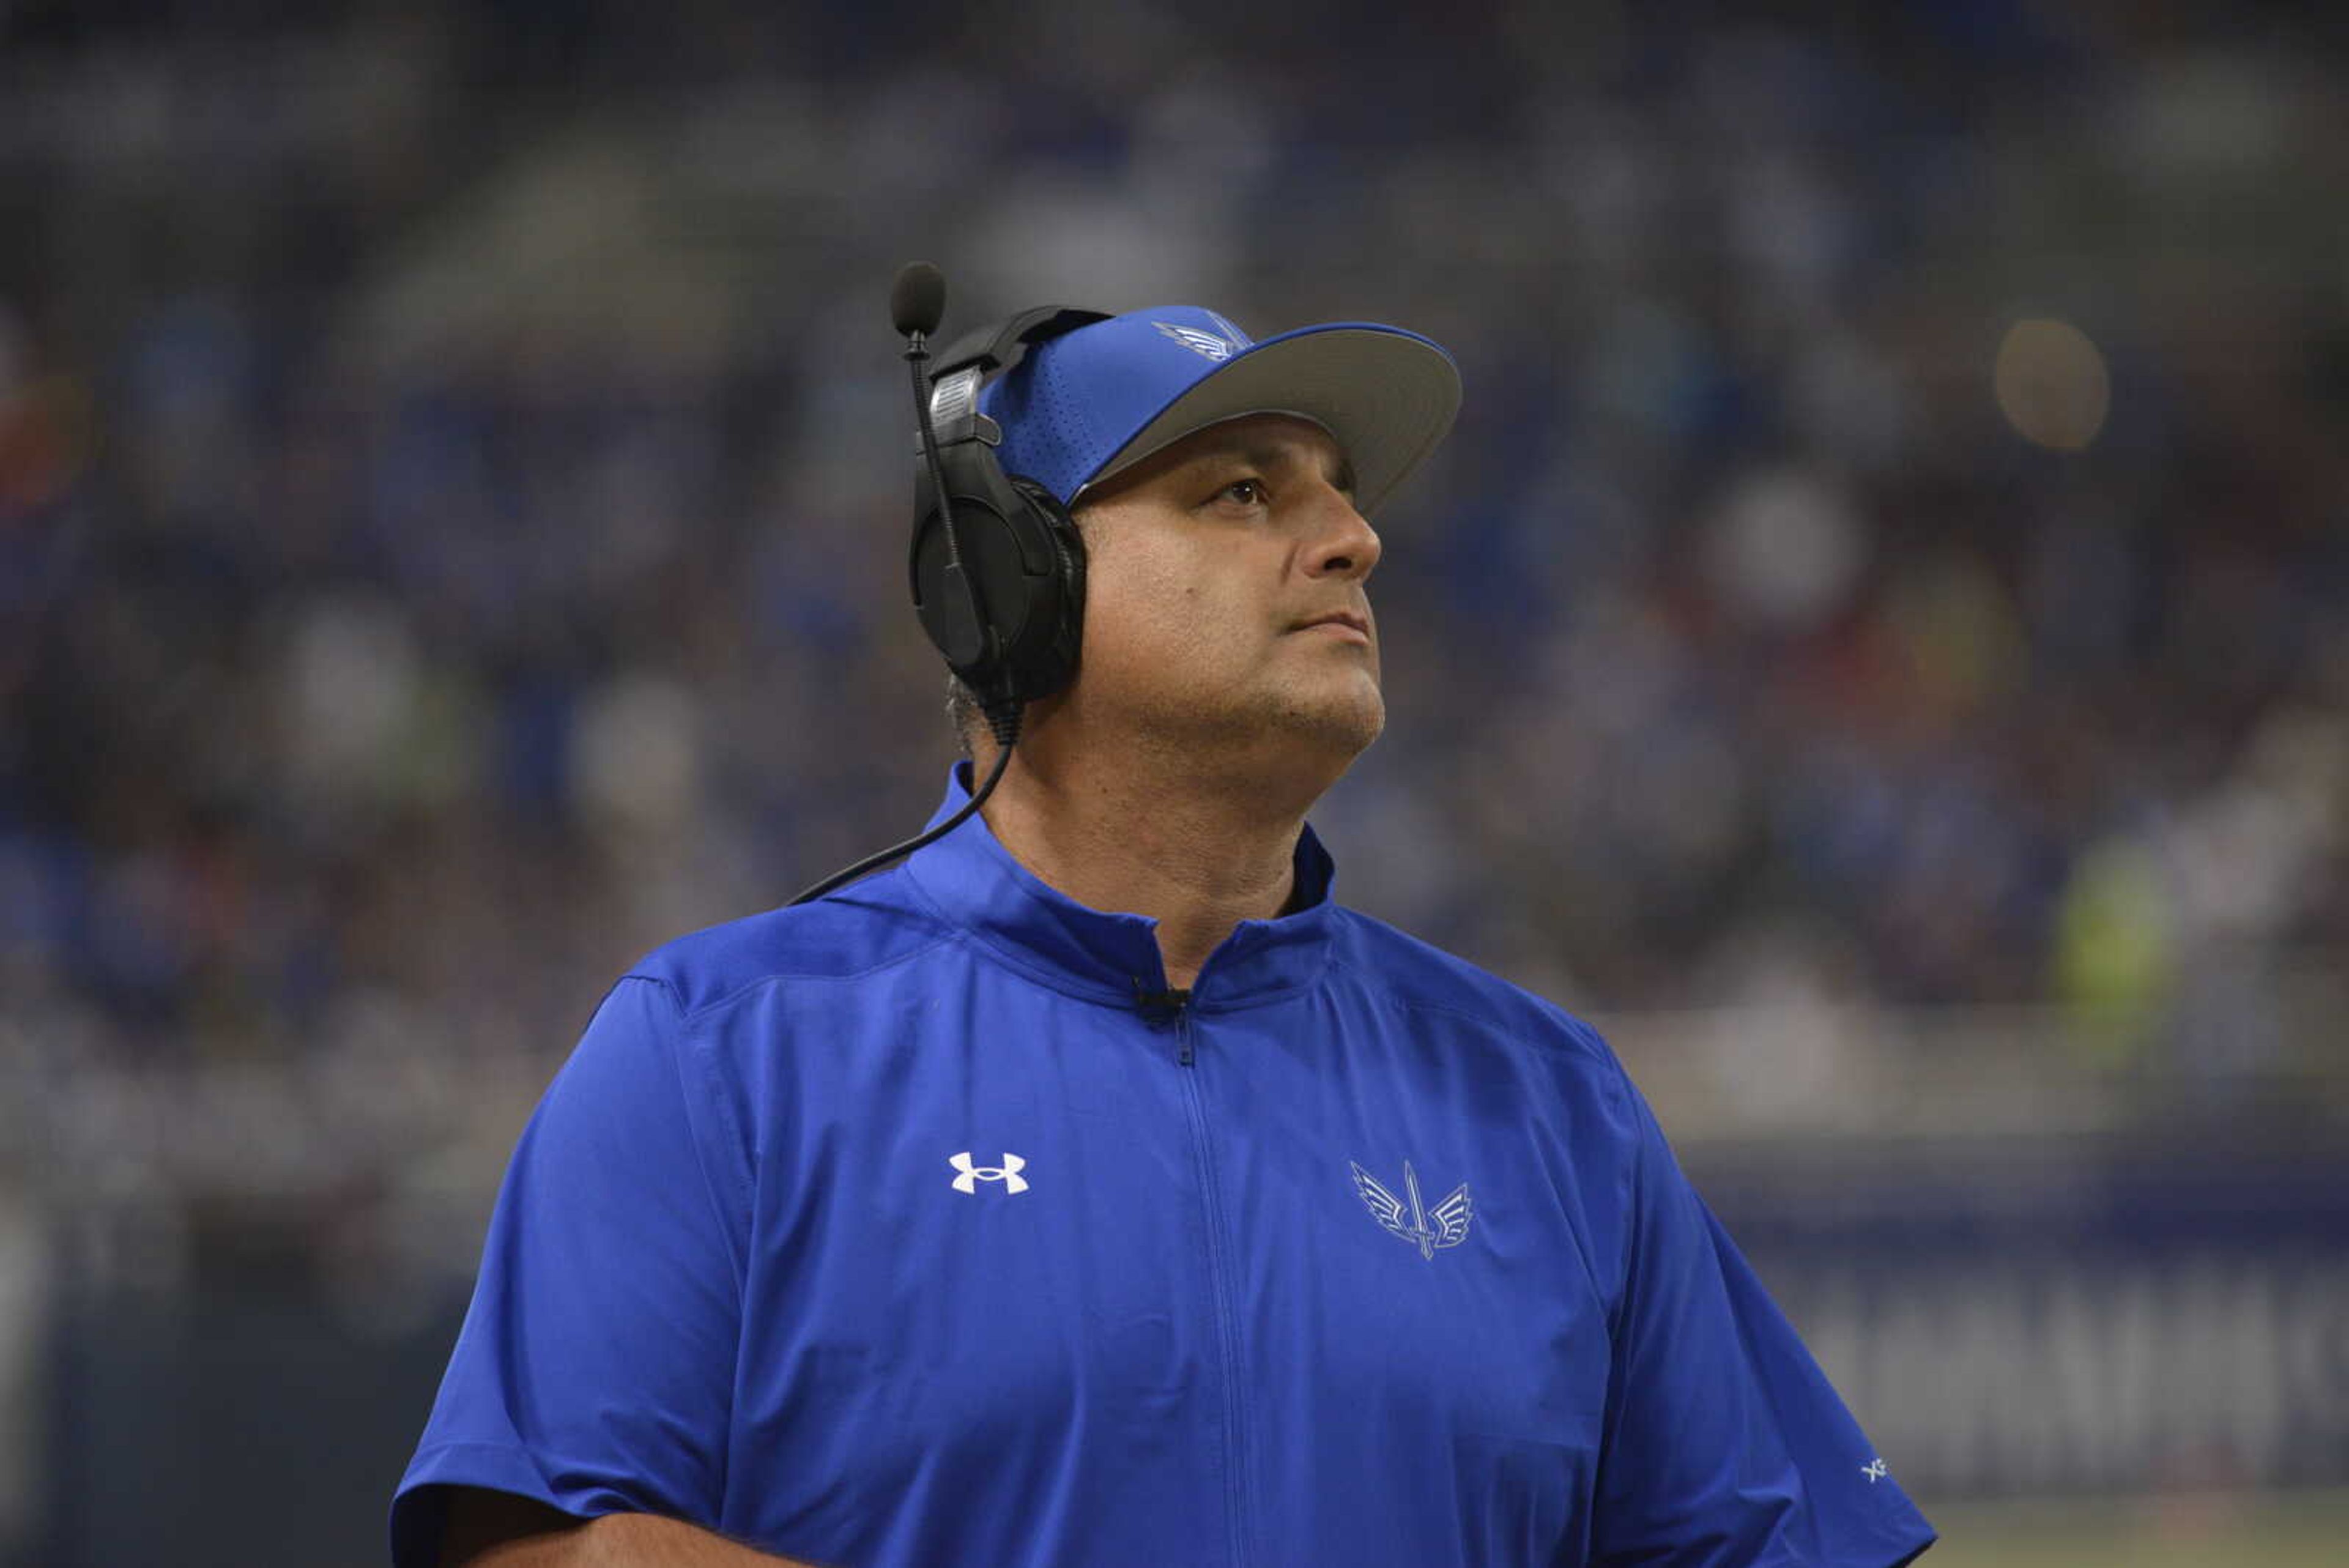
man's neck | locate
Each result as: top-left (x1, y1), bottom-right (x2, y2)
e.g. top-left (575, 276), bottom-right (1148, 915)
top-left (973, 737), bottom-right (1321, 991)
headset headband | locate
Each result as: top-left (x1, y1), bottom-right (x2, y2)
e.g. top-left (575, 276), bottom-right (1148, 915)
top-left (924, 306), bottom-right (1112, 447)
top-left (932, 305), bottom-right (1113, 383)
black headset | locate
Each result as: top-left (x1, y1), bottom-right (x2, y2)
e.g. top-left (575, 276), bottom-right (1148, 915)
top-left (787, 264), bottom-right (1107, 905)
top-left (905, 294), bottom-right (1108, 741)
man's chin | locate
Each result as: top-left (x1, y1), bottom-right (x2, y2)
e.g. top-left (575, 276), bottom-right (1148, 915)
top-left (1268, 687), bottom-right (1386, 767)
top-left (1126, 677), bottom-right (1384, 775)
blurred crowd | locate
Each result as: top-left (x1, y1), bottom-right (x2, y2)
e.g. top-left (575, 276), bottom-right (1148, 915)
top-left (2, 1), bottom-right (2345, 1230)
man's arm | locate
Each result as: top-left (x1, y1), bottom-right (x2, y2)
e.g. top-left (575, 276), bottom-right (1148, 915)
top-left (391, 978), bottom-right (752, 1565)
top-left (441, 1487), bottom-right (831, 1568)
top-left (1588, 1054), bottom-right (1936, 1566)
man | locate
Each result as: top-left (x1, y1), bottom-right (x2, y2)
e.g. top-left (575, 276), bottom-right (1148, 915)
top-left (392, 297), bottom-right (1937, 1567)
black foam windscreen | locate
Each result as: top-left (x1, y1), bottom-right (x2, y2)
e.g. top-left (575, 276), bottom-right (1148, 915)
top-left (891, 262), bottom-right (947, 339)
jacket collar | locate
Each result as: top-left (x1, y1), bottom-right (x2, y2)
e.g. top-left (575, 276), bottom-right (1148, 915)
top-left (902, 765), bottom-right (1338, 1011)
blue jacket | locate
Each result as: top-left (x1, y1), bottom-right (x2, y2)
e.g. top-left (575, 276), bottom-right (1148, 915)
top-left (393, 770), bottom-right (1935, 1567)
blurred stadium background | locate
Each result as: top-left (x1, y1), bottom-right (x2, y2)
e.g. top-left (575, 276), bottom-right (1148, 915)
top-left (1, 1), bottom-right (2344, 1563)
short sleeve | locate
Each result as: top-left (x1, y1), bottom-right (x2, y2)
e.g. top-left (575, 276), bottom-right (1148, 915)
top-left (1593, 1079), bottom-right (1936, 1567)
top-left (388, 976), bottom-right (749, 1568)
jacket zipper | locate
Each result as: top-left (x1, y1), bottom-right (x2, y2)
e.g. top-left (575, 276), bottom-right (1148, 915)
top-left (1172, 1000), bottom-right (1252, 1568)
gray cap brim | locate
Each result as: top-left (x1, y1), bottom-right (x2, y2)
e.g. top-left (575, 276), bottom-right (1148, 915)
top-left (1075, 323), bottom-right (1463, 516)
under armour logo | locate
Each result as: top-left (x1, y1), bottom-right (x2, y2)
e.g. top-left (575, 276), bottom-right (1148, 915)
top-left (949, 1151), bottom-right (1029, 1195)
top-left (1860, 1458), bottom-right (1890, 1484)
top-left (1351, 1160), bottom-right (1473, 1260)
top-left (1154, 322), bottom-right (1235, 362)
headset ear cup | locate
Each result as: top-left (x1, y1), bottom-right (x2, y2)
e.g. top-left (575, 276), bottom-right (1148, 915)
top-left (908, 454), bottom-right (1084, 709)
top-left (908, 443), bottom-right (1006, 677)
top-left (1008, 476), bottom-right (1085, 699)
top-left (905, 303), bottom-right (1108, 713)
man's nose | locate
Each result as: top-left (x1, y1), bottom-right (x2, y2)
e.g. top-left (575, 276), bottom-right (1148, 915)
top-left (1303, 489), bottom-right (1382, 581)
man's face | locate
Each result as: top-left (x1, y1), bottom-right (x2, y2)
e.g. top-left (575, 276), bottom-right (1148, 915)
top-left (1059, 413), bottom-right (1386, 772)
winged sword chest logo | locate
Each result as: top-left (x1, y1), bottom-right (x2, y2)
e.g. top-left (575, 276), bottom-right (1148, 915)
top-left (1350, 1160), bottom-right (1473, 1260)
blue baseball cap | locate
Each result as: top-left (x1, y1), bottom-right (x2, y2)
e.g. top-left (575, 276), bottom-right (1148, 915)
top-left (978, 306), bottom-right (1461, 516)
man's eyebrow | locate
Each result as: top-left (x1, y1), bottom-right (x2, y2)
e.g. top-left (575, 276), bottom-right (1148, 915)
top-left (1187, 438), bottom-right (1359, 499)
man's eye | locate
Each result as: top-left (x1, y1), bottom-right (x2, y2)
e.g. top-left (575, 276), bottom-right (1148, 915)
top-left (1217, 478), bottom-right (1269, 507)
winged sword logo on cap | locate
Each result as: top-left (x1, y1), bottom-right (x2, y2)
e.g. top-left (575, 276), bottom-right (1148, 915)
top-left (1154, 321), bottom-right (1237, 362)
top-left (1350, 1160), bottom-right (1473, 1260)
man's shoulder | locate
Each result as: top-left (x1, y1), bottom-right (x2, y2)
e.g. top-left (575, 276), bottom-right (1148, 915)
top-left (1323, 905), bottom-right (1616, 1074)
top-left (622, 866), bottom-right (957, 1021)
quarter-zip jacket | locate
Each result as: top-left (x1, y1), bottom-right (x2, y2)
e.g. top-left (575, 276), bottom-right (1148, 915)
top-left (393, 770), bottom-right (1935, 1568)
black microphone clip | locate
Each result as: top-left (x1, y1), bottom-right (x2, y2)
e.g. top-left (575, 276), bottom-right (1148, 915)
top-left (1132, 979), bottom-right (1192, 1022)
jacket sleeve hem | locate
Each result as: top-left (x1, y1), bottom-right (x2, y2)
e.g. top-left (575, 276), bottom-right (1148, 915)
top-left (389, 1441), bottom-right (603, 1568)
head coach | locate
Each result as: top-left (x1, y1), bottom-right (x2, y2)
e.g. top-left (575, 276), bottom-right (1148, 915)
top-left (392, 266), bottom-right (1937, 1568)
